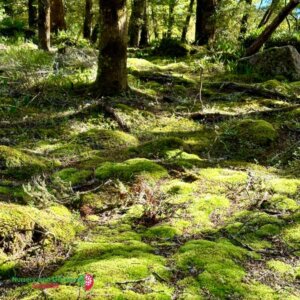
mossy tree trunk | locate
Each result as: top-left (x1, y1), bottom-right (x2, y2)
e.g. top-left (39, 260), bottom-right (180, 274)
top-left (28, 0), bottom-right (38, 29)
top-left (128, 0), bottom-right (146, 47)
top-left (245, 0), bottom-right (300, 56)
top-left (195, 0), bottom-right (217, 45)
top-left (181, 0), bottom-right (195, 42)
top-left (38, 0), bottom-right (51, 51)
top-left (151, 4), bottom-right (159, 40)
top-left (83, 0), bottom-right (93, 40)
top-left (50, 0), bottom-right (67, 33)
top-left (95, 0), bottom-right (128, 95)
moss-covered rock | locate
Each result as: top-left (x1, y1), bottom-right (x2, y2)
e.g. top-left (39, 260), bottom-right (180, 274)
top-left (0, 146), bottom-right (54, 179)
top-left (129, 137), bottom-right (185, 159)
top-left (52, 168), bottom-right (93, 186)
top-left (95, 158), bottom-right (168, 181)
top-left (76, 129), bottom-right (138, 150)
top-left (153, 38), bottom-right (190, 57)
top-left (218, 119), bottom-right (278, 160)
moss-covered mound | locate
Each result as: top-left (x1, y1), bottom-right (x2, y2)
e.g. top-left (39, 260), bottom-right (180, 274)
top-left (95, 158), bottom-right (168, 181)
top-left (0, 146), bottom-right (53, 179)
top-left (52, 167), bottom-right (93, 186)
top-left (129, 137), bottom-right (185, 158)
top-left (153, 38), bottom-right (190, 57)
top-left (217, 119), bottom-right (278, 160)
top-left (76, 129), bottom-right (138, 150)
top-left (0, 203), bottom-right (83, 277)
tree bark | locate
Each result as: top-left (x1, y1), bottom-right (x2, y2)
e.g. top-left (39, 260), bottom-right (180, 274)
top-left (38, 0), bottom-right (51, 51)
top-left (245, 0), bottom-right (300, 56)
top-left (83, 0), bottom-right (93, 39)
top-left (151, 4), bottom-right (159, 40)
top-left (167, 0), bottom-right (177, 38)
top-left (95, 0), bottom-right (128, 95)
top-left (28, 0), bottom-right (38, 29)
top-left (128, 0), bottom-right (146, 47)
top-left (195, 0), bottom-right (217, 45)
top-left (50, 0), bottom-right (67, 33)
top-left (239, 0), bottom-right (252, 40)
top-left (181, 0), bottom-right (195, 42)
top-left (140, 2), bottom-right (149, 47)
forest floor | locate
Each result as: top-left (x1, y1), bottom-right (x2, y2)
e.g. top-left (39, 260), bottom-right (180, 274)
top-left (0, 43), bottom-right (299, 299)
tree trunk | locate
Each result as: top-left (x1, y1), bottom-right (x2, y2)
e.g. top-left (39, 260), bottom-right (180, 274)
top-left (167, 0), bottom-right (177, 38)
top-left (128, 0), bottom-right (146, 47)
top-left (28, 0), bottom-right (38, 29)
top-left (91, 23), bottom-right (100, 44)
top-left (195, 0), bottom-right (217, 45)
top-left (38, 0), bottom-right (51, 51)
top-left (140, 2), bottom-right (149, 47)
top-left (95, 0), bottom-right (128, 95)
top-left (181, 0), bottom-right (195, 42)
top-left (151, 4), bottom-right (159, 40)
top-left (245, 0), bottom-right (300, 56)
top-left (83, 0), bottom-right (93, 39)
top-left (239, 0), bottom-right (252, 40)
top-left (50, 0), bottom-right (66, 33)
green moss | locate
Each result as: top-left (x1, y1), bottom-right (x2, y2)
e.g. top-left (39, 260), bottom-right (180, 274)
top-left (143, 225), bottom-right (180, 240)
top-left (52, 168), bottom-right (93, 186)
top-left (81, 193), bottom-right (105, 210)
top-left (161, 180), bottom-right (194, 195)
top-left (95, 158), bottom-right (168, 181)
top-left (244, 282), bottom-right (276, 300)
top-left (282, 224), bottom-right (300, 250)
top-left (266, 260), bottom-right (294, 276)
top-left (175, 239), bottom-right (251, 299)
top-left (256, 224), bottom-right (280, 237)
top-left (267, 194), bottom-right (298, 212)
top-left (199, 168), bottom-right (248, 185)
top-left (76, 129), bottom-right (138, 150)
top-left (267, 178), bottom-right (300, 195)
top-left (165, 150), bottom-right (202, 168)
top-left (129, 137), bottom-right (185, 159)
top-left (218, 119), bottom-right (278, 160)
top-left (0, 146), bottom-right (52, 179)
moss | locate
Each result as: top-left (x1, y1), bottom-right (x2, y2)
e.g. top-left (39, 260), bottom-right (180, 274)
top-left (129, 137), bottom-right (185, 159)
top-left (161, 180), bottom-right (194, 196)
top-left (175, 239), bottom-right (252, 299)
top-left (199, 168), bottom-right (248, 185)
top-left (256, 224), bottom-right (280, 237)
top-left (0, 146), bottom-right (52, 179)
top-left (143, 225), bottom-right (180, 240)
top-left (244, 282), bottom-right (276, 300)
top-left (76, 129), bottom-right (138, 150)
top-left (282, 224), bottom-right (300, 250)
top-left (266, 260), bottom-right (294, 276)
top-left (81, 193), bottom-right (105, 210)
top-left (165, 150), bottom-right (202, 168)
top-left (52, 168), bottom-right (93, 186)
top-left (218, 119), bottom-right (278, 160)
top-left (267, 194), bottom-right (298, 212)
top-left (95, 158), bottom-right (168, 181)
top-left (128, 58), bottom-right (159, 72)
top-left (267, 178), bottom-right (300, 195)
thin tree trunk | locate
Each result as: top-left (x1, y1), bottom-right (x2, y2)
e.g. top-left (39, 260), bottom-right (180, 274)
top-left (181, 0), bottom-right (195, 42)
top-left (50, 0), bottom-right (67, 33)
top-left (128, 0), bottom-right (146, 47)
top-left (140, 2), bottom-right (149, 47)
top-left (195, 0), bottom-right (217, 45)
top-left (95, 0), bottom-right (128, 95)
top-left (245, 0), bottom-right (300, 56)
top-left (83, 0), bottom-right (93, 39)
top-left (91, 23), bottom-right (100, 44)
top-left (239, 0), bottom-right (252, 40)
top-left (28, 0), bottom-right (38, 29)
top-left (38, 0), bottom-right (51, 51)
top-left (258, 0), bottom-right (279, 28)
top-left (167, 0), bottom-right (177, 38)
top-left (151, 4), bottom-right (159, 40)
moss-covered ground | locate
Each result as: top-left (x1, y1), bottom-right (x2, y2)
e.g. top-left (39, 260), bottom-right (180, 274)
top-left (0, 44), bottom-right (299, 299)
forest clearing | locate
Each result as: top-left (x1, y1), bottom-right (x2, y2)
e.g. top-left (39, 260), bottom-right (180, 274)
top-left (0, 0), bottom-right (299, 299)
